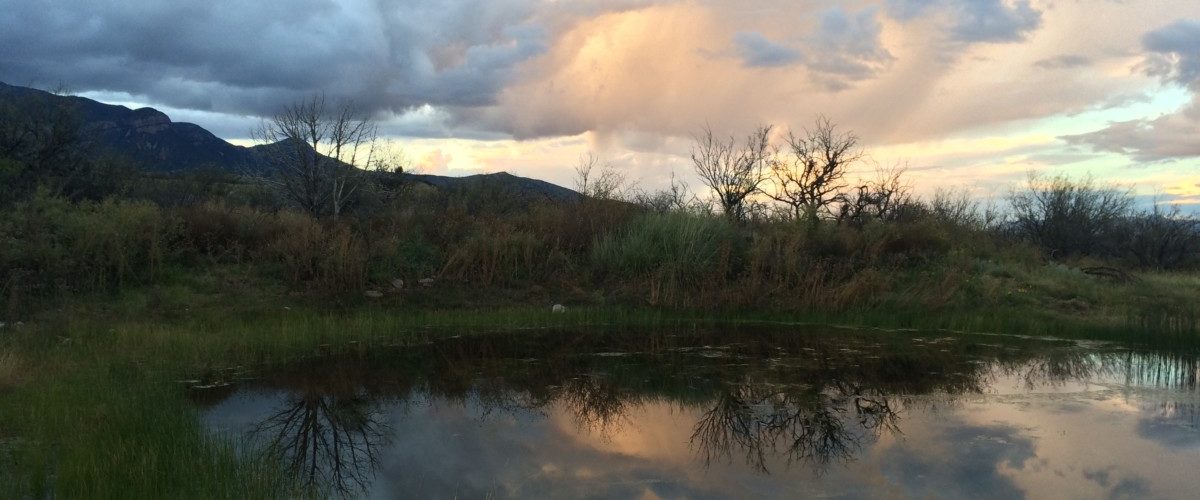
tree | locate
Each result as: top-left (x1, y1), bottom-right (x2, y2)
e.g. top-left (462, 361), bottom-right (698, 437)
top-left (0, 85), bottom-right (88, 201)
top-left (835, 163), bottom-right (912, 226)
top-left (692, 125), bottom-right (773, 221)
top-left (628, 172), bottom-right (697, 214)
top-left (253, 96), bottom-right (378, 218)
top-left (1008, 173), bottom-right (1132, 258)
top-left (573, 153), bottom-right (626, 200)
top-left (765, 116), bottom-right (860, 223)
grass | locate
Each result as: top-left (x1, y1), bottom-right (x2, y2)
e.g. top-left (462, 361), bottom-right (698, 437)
top-left (1, 270), bottom-right (1198, 498)
top-left (0, 192), bottom-right (1197, 496)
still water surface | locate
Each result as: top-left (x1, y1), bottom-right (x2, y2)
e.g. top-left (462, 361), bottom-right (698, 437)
top-left (194, 327), bottom-right (1200, 499)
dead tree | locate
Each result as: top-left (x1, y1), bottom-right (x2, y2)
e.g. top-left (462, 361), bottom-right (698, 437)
top-left (573, 153), bottom-right (626, 200)
top-left (766, 116), bottom-right (861, 223)
top-left (253, 96), bottom-right (378, 218)
top-left (692, 125), bottom-right (773, 221)
top-left (836, 164), bottom-right (912, 226)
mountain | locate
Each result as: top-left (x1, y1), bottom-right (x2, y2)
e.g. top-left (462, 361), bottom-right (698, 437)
top-left (407, 171), bottom-right (580, 202)
top-left (0, 82), bottom-right (580, 201)
top-left (0, 81), bottom-right (258, 172)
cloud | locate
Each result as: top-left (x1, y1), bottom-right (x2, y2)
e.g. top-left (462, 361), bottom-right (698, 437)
top-left (0, 0), bottom-right (565, 119)
top-left (1060, 108), bottom-right (1200, 162)
top-left (733, 7), bottom-right (892, 89)
top-left (734, 32), bottom-right (802, 68)
top-left (1141, 20), bottom-right (1200, 89)
top-left (1061, 20), bottom-right (1200, 161)
top-left (887, 0), bottom-right (1042, 43)
top-left (806, 6), bottom-right (894, 88)
top-left (1083, 467), bottom-right (1153, 500)
top-left (880, 423), bottom-right (1036, 499)
top-left (1034, 54), bottom-right (1092, 70)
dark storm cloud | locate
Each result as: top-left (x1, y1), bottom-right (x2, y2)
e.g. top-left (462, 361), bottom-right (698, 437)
top-left (887, 0), bottom-right (1042, 43)
top-left (0, 0), bottom-right (547, 117)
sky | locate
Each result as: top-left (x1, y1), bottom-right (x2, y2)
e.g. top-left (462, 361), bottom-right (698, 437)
top-left (2, 0), bottom-right (1198, 208)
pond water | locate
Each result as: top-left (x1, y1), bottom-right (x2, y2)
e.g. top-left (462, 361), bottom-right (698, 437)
top-left (193, 327), bottom-right (1200, 499)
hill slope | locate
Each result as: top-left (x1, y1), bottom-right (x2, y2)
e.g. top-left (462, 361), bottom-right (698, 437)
top-left (0, 82), bottom-right (579, 201)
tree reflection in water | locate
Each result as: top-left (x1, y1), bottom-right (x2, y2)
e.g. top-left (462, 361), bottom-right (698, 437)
top-left (249, 388), bottom-right (389, 497)
top-left (203, 328), bottom-right (1200, 495)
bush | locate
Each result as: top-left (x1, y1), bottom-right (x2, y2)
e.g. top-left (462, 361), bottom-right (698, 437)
top-left (1121, 206), bottom-right (1200, 270)
top-left (591, 213), bottom-right (736, 285)
top-left (0, 194), bottom-right (180, 314)
top-left (1008, 174), bottom-right (1132, 258)
top-left (177, 202), bottom-right (276, 263)
top-left (263, 214), bottom-right (368, 293)
top-left (441, 224), bottom-right (570, 286)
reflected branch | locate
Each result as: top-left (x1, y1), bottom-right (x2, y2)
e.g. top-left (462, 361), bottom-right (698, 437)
top-left (250, 390), bottom-right (390, 497)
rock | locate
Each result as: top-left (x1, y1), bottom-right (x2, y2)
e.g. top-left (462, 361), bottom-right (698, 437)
top-left (419, 278), bottom-right (435, 288)
top-left (391, 279), bottom-right (405, 290)
top-left (364, 290), bottom-right (384, 299)
top-left (552, 304), bottom-right (566, 313)
top-left (0, 322), bottom-right (5, 329)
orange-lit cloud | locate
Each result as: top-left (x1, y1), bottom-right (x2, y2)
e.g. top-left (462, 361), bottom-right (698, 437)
top-left (23, 0), bottom-right (1200, 206)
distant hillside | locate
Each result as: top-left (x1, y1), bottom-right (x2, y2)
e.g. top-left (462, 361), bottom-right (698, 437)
top-left (0, 82), bottom-right (580, 202)
top-left (407, 171), bottom-right (579, 202)
top-left (0, 81), bottom-right (258, 172)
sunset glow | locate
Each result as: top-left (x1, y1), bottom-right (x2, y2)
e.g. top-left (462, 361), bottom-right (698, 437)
top-left (7, 0), bottom-right (1195, 206)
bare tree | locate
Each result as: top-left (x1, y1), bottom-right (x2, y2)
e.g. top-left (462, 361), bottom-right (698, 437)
top-left (1009, 173), bottom-right (1133, 258)
top-left (253, 96), bottom-right (378, 218)
top-left (629, 172), bottom-right (699, 214)
top-left (250, 390), bottom-right (389, 496)
top-left (766, 117), bottom-right (861, 223)
top-left (836, 163), bottom-right (912, 226)
top-left (692, 125), bottom-right (773, 221)
top-left (573, 153), bottom-right (626, 200)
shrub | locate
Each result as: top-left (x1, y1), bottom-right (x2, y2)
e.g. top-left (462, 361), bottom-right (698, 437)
top-left (441, 225), bottom-right (569, 285)
top-left (0, 194), bottom-right (180, 314)
top-left (263, 214), bottom-right (368, 293)
top-left (177, 202), bottom-right (276, 263)
top-left (1008, 174), bottom-right (1132, 258)
top-left (591, 213), bottom-right (736, 285)
top-left (1121, 206), bottom-right (1200, 270)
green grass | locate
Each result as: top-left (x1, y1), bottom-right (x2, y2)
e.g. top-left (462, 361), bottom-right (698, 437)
top-left (0, 258), bottom-right (1197, 497)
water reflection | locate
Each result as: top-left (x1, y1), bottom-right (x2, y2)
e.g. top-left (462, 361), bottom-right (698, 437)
top-left (195, 328), bottom-right (1200, 498)
top-left (250, 389), bottom-right (389, 495)
top-left (690, 381), bottom-right (899, 473)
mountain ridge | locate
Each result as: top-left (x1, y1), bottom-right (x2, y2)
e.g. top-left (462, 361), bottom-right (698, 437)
top-left (0, 82), bottom-right (580, 202)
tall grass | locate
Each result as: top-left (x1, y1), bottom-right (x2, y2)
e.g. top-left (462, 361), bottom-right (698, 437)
top-left (3, 189), bottom-right (1196, 334)
top-left (593, 212), bottom-right (735, 281)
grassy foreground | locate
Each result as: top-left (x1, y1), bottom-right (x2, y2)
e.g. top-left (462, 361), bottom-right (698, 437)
top-left (1, 264), bottom-right (1198, 498)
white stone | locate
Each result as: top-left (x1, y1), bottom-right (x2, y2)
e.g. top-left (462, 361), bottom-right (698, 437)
top-left (552, 304), bottom-right (566, 313)
top-left (419, 278), bottom-right (435, 287)
top-left (391, 279), bottom-right (405, 290)
top-left (364, 290), bottom-right (384, 299)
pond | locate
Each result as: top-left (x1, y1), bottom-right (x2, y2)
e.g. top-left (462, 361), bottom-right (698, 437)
top-left (193, 327), bottom-right (1200, 499)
